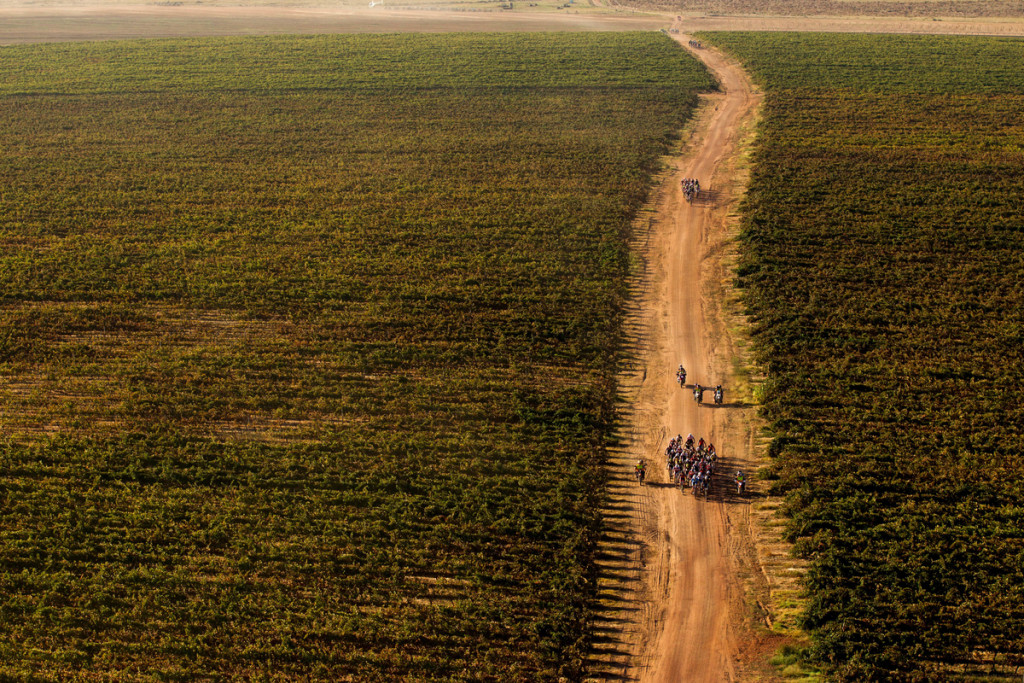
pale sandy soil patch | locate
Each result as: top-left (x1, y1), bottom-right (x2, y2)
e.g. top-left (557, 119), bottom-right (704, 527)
top-left (678, 13), bottom-right (1024, 35)
top-left (0, 3), bottom-right (662, 44)
top-left (2, 3), bottom-right (1022, 45)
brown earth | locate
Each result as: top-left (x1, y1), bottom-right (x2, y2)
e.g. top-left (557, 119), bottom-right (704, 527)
top-left (677, 13), bottom-right (1024, 35)
top-left (587, 30), bottom-right (786, 682)
top-left (623, 0), bottom-right (1024, 19)
top-left (636, 32), bottom-right (770, 682)
top-left (4, 6), bottom-right (1024, 682)
top-left (0, 4), bottom-right (663, 44)
top-left (2, 3), bottom-right (1024, 44)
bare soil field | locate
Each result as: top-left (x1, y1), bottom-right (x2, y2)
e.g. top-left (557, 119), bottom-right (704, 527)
top-left (2, 2), bottom-right (1023, 44)
top-left (630, 0), bottom-right (1024, 19)
top-left (680, 13), bottom-right (1024, 35)
top-left (0, 4), bottom-right (661, 44)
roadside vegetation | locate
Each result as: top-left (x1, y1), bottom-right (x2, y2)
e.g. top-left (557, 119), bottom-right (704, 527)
top-left (0, 32), bottom-right (713, 680)
top-left (706, 31), bottom-right (1024, 682)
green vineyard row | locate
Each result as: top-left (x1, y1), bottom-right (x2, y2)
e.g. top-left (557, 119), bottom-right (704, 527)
top-left (0, 33), bottom-right (714, 680)
top-left (706, 31), bottom-right (1024, 682)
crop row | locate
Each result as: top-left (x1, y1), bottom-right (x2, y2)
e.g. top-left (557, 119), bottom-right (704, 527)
top-left (0, 32), bottom-right (713, 680)
top-left (706, 32), bottom-right (1024, 682)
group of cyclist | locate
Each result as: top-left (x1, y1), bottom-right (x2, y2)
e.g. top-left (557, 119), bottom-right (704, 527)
top-left (635, 444), bottom-right (746, 497)
top-left (695, 383), bottom-right (724, 405)
top-left (681, 178), bottom-right (700, 203)
top-left (677, 365), bottom-right (724, 406)
top-left (666, 433), bottom-right (717, 498)
top-left (629, 365), bottom-right (748, 497)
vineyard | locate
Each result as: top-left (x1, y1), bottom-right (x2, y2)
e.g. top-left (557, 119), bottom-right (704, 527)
top-left (0, 33), bottom-right (714, 679)
top-left (705, 32), bottom-right (1024, 681)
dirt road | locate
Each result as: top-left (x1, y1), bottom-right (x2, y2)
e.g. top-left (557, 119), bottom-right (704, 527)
top-left (615, 17), bottom-right (1024, 681)
top-left (639, 33), bottom-right (762, 681)
top-left (589, 31), bottom-right (771, 682)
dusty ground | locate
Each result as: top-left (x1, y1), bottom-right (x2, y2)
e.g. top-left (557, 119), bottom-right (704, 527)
top-left (3, 5), bottom-right (1023, 682)
top-left (679, 13), bottom-right (1024, 35)
top-left (585, 24), bottom-right (794, 682)
top-left (626, 0), bottom-right (1024, 19)
top-left (2, 3), bottom-right (1024, 44)
top-left (0, 4), bottom-right (661, 43)
top-left (640, 33), bottom-right (773, 682)
top-left (587, 31), bottom-right (788, 682)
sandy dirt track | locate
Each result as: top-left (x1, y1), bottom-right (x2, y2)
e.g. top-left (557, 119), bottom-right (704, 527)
top-left (610, 31), bottom-right (768, 683)
top-left (585, 27), bottom-right (772, 683)
top-left (640, 33), bottom-right (760, 682)
top-left (679, 13), bottom-right (1024, 36)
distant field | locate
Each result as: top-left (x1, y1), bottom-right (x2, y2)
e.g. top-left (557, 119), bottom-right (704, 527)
top-left (1, 0), bottom-right (1020, 15)
top-left (0, 32), bottom-right (713, 680)
top-left (0, 5), bottom-right (667, 46)
top-left (707, 31), bottom-right (1024, 682)
top-left (3, 2), bottom-right (1024, 49)
top-left (656, 0), bottom-right (1024, 17)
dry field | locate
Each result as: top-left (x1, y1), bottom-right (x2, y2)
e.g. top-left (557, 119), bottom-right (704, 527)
top-left (0, 5), bottom-right (663, 45)
top-left (2, 1), bottom-right (1024, 46)
top-left (629, 0), bottom-right (1024, 18)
